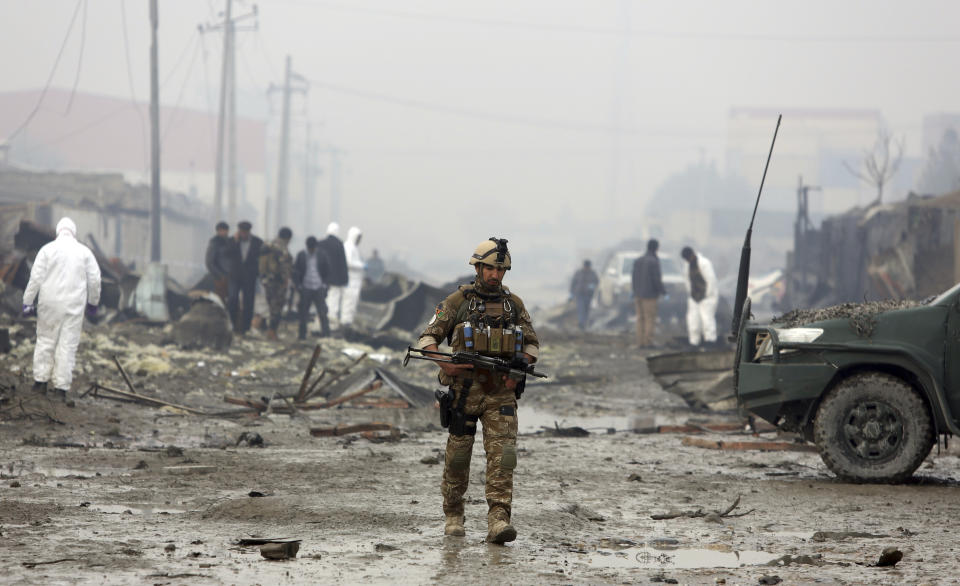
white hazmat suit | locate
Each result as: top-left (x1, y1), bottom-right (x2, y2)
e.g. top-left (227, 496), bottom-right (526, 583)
top-left (682, 250), bottom-right (718, 346)
top-left (22, 218), bottom-right (101, 391)
top-left (341, 226), bottom-right (364, 326)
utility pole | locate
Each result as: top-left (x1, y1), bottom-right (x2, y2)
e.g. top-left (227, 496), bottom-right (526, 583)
top-left (268, 55), bottom-right (308, 232)
top-left (303, 124), bottom-right (318, 238)
top-left (203, 1), bottom-right (257, 224)
top-left (149, 0), bottom-right (161, 261)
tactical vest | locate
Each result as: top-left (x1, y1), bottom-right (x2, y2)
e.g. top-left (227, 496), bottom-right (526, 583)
top-left (448, 285), bottom-right (523, 359)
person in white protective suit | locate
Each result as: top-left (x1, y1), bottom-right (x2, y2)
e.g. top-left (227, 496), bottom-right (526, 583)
top-left (680, 246), bottom-right (718, 347)
top-left (21, 217), bottom-right (101, 400)
top-left (340, 226), bottom-right (365, 326)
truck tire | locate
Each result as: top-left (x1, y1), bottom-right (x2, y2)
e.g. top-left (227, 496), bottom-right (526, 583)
top-left (813, 372), bottom-right (934, 483)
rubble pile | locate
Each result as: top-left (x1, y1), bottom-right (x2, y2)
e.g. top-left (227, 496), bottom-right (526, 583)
top-left (773, 299), bottom-right (923, 330)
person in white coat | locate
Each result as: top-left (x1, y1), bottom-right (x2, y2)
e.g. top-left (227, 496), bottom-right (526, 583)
top-left (680, 246), bottom-right (718, 347)
top-left (340, 226), bottom-right (365, 326)
top-left (22, 217), bottom-right (101, 399)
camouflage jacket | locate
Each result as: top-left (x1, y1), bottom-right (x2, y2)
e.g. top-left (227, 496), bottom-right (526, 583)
top-left (259, 239), bottom-right (293, 284)
top-left (416, 277), bottom-right (540, 360)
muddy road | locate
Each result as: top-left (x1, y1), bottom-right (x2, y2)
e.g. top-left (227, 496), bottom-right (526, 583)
top-left (1, 324), bottom-right (959, 585)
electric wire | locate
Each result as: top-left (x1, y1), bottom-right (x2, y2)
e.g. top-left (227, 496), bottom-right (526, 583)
top-left (162, 34), bottom-right (204, 142)
top-left (6, 0), bottom-right (83, 142)
top-left (65, 0), bottom-right (88, 114)
top-left (281, 0), bottom-right (960, 44)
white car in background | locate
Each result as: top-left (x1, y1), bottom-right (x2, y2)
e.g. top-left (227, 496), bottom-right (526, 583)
top-left (596, 250), bottom-right (686, 322)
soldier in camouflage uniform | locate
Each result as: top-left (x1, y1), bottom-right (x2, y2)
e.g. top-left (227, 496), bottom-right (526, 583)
top-left (259, 226), bottom-right (294, 341)
top-left (415, 237), bottom-right (540, 544)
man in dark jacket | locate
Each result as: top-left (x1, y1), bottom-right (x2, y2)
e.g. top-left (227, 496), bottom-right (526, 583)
top-left (569, 260), bottom-right (599, 330)
top-left (318, 222), bottom-right (349, 328)
top-left (228, 220), bottom-right (263, 334)
top-left (205, 221), bottom-right (236, 303)
top-left (631, 239), bottom-right (666, 347)
top-left (293, 236), bottom-right (332, 339)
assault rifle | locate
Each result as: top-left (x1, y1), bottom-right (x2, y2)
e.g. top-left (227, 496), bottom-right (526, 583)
top-left (403, 347), bottom-right (548, 380)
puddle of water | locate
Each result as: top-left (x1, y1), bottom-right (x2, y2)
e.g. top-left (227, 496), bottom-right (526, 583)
top-left (582, 547), bottom-right (779, 569)
top-left (89, 504), bottom-right (185, 515)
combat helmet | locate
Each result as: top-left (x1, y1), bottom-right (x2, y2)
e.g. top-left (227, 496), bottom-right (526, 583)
top-left (469, 237), bottom-right (511, 270)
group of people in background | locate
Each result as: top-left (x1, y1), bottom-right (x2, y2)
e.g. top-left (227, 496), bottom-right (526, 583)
top-left (204, 220), bottom-right (369, 340)
top-left (569, 240), bottom-right (718, 349)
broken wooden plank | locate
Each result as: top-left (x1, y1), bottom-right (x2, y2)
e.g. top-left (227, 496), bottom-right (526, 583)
top-left (93, 383), bottom-right (207, 415)
top-left (648, 421), bottom-right (777, 434)
top-left (309, 422), bottom-right (394, 437)
top-left (302, 352), bottom-right (368, 401)
top-left (296, 344), bottom-right (322, 402)
top-left (113, 355), bottom-right (140, 396)
top-left (680, 436), bottom-right (817, 452)
top-left (299, 380), bottom-right (382, 411)
top-left (224, 396), bottom-right (268, 411)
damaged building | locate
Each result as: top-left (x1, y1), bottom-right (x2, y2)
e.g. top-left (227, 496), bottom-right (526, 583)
top-left (785, 189), bottom-right (960, 308)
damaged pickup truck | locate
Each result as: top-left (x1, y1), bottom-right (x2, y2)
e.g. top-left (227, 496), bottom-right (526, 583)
top-left (733, 286), bottom-right (960, 483)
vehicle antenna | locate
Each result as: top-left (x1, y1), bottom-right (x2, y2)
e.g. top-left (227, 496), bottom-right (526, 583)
top-left (731, 114), bottom-right (781, 338)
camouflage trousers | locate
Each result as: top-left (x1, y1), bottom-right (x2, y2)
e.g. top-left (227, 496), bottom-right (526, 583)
top-left (263, 281), bottom-right (287, 330)
top-left (442, 373), bottom-right (519, 522)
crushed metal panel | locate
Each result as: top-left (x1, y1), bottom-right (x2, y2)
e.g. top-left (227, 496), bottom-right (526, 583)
top-left (374, 367), bottom-right (435, 408)
top-left (134, 262), bottom-right (170, 321)
top-left (376, 281), bottom-right (448, 332)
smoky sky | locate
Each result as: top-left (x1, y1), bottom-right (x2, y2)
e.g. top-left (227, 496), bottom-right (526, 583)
top-left (2, 0), bottom-right (958, 304)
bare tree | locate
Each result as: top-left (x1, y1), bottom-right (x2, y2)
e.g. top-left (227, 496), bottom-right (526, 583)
top-left (844, 128), bottom-right (904, 205)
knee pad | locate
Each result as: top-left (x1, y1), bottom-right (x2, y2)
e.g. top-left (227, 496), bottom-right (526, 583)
top-left (450, 446), bottom-right (472, 471)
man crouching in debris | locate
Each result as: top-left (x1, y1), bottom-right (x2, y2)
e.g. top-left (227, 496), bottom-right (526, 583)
top-left (22, 217), bottom-right (101, 402)
top-left (414, 237), bottom-right (539, 544)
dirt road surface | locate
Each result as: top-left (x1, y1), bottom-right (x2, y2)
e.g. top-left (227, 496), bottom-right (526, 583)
top-left (2, 323), bottom-right (958, 585)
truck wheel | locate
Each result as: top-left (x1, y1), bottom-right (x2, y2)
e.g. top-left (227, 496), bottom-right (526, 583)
top-left (814, 372), bottom-right (934, 483)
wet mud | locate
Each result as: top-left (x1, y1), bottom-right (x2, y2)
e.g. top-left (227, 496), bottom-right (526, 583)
top-left (2, 325), bottom-right (960, 584)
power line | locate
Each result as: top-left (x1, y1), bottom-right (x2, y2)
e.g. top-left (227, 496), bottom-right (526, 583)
top-left (6, 0), bottom-right (83, 142)
top-left (119, 0), bottom-right (149, 178)
top-left (283, 0), bottom-right (960, 44)
top-left (65, 0), bottom-right (88, 114)
top-left (162, 35), bottom-right (203, 142)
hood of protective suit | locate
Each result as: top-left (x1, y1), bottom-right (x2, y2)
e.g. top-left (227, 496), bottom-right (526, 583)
top-left (56, 217), bottom-right (77, 239)
top-left (346, 226), bottom-right (362, 245)
top-left (326, 222), bottom-right (340, 237)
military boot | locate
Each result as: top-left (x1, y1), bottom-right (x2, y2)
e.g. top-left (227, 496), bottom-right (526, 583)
top-left (444, 515), bottom-right (465, 537)
top-left (266, 329), bottom-right (278, 341)
top-left (486, 508), bottom-right (517, 544)
top-left (31, 381), bottom-right (47, 395)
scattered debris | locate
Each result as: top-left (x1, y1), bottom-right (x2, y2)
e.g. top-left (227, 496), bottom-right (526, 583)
top-left (628, 473), bottom-right (642, 482)
top-left (259, 541), bottom-right (301, 560)
top-left (164, 543), bottom-right (176, 553)
top-left (757, 576), bottom-right (782, 585)
top-left (133, 460), bottom-right (148, 470)
top-left (22, 558), bottom-right (79, 569)
top-left (172, 294), bottom-right (233, 350)
top-left (89, 382), bottom-right (206, 415)
top-left (812, 531), bottom-right (888, 542)
top-left (650, 494), bottom-right (754, 521)
top-left (310, 423), bottom-right (395, 437)
top-left (420, 456), bottom-right (439, 465)
top-left (542, 423), bottom-right (590, 437)
top-left (560, 503), bottom-right (606, 522)
top-left (236, 432), bottom-right (264, 447)
top-left (875, 547), bottom-right (903, 567)
top-left (680, 436), bottom-right (817, 453)
top-left (374, 543), bottom-right (399, 552)
top-left (766, 554), bottom-right (826, 567)
top-left (163, 465), bottom-right (216, 475)
top-left (248, 491), bottom-right (269, 498)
